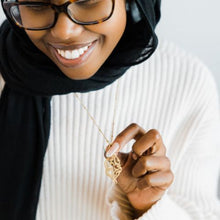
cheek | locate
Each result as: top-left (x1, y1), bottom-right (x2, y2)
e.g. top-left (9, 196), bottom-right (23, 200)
top-left (25, 30), bottom-right (47, 51)
top-left (87, 0), bottom-right (127, 49)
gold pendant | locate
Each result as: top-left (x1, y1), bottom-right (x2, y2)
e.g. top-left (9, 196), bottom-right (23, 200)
top-left (104, 154), bottom-right (122, 184)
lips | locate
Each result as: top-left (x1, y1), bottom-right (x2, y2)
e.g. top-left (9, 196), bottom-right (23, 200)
top-left (49, 40), bottom-right (97, 68)
top-left (50, 41), bottom-right (94, 50)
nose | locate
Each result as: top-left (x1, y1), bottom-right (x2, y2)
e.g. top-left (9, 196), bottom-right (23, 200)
top-left (50, 13), bottom-right (84, 41)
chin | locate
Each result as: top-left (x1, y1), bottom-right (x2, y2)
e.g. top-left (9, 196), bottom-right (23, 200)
top-left (62, 71), bottom-right (97, 80)
top-left (60, 64), bottom-right (102, 80)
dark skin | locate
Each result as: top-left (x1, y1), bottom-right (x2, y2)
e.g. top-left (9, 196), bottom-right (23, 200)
top-left (106, 123), bottom-right (174, 218)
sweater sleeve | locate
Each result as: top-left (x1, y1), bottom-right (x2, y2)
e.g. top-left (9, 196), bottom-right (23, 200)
top-left (107, 65), bottom-right (220, 219)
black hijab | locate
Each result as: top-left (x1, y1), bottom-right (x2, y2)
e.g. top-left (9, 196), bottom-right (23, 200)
top-left (0, 0), bottom-right (161, 219)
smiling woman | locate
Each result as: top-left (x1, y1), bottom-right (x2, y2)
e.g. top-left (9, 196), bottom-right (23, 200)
top-left (4, 0), bottom-right (126, 79)
top-left (0, 0), bottom-right (220, 220)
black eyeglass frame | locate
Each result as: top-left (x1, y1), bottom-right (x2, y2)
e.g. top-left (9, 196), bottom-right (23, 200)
top-left (2, 0), bottom-right (115, 30)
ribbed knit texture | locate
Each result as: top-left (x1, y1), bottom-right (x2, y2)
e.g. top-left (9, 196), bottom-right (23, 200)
top-left (1, 41), bottom-right (220, 220)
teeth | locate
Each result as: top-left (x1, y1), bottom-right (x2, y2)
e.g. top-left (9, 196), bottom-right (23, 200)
top-left (65, 51), bottom-right (72, 59)
top-left (56, 43), bottom-right (92, 60)
top-left (78, 48), bottom-right (84, 55)
top-left (72, 50), bottom-right (80, 59)
top-left (61, 50), bottom-right (65, 57)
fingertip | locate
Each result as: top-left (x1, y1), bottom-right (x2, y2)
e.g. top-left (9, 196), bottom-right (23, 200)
top-left (132, 152), bottom-right (138, 160)
top-left (105, 142), bottom-right (120, 158)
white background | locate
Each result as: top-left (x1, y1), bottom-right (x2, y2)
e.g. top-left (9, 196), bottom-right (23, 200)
top-left (155, 0), bottom-right (220, 96)
top-left (0, 0), bottom-right (220, 95)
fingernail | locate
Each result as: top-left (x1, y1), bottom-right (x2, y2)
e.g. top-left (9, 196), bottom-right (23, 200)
top-left (106, 143), bottom-right (120, 158)
top-left (132, 152), bottom-right (138, 160)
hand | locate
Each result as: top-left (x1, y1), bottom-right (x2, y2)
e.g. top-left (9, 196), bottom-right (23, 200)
top-left (105, 123), bottom-right (174, 218)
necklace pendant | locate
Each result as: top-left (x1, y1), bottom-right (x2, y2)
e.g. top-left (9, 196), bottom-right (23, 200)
top-left (104, 154), bottom-right (122, 184)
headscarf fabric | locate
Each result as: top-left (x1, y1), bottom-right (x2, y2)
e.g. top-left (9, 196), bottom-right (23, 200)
top-left (0, 0), bottom-right (161, 219)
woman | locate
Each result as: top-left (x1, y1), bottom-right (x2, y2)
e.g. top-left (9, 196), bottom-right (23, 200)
top-left (0, 0), bottom-right (220, 219)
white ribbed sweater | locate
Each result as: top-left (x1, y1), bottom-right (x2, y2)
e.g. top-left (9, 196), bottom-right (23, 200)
top-left (0, 41), bottom-right (220, 220)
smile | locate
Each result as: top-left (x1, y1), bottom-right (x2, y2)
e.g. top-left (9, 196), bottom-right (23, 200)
top-left (56, 43), bottom-right (92, 60)
top-left (50, 40), bottom-right (97, 68)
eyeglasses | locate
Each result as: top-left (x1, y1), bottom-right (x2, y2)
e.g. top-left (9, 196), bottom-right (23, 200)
top-left (3, 0), bottom-right (115, 30)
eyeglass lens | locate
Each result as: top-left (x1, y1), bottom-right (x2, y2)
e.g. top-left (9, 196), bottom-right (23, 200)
top-left (10, 0), bottom-right (113, 29)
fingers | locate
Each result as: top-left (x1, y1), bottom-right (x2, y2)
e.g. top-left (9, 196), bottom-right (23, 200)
top-left (137, 170), bottom-right (174, 190)
top-left (104, 123), bottom-right (174, 194)
top-left (105, 124), bottom-right (165, 159)
top-left (132, 129), bottom-right (166, 157)
top-left (105, 123), bottom-right (146, 157)
top-left (132, 156), bottom-right (171, 178)
top-left (115, 123), bottom-right (146, 148)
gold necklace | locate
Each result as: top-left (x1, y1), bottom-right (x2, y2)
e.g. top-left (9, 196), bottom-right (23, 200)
top-left (74, 80), bottom-right (122, 184)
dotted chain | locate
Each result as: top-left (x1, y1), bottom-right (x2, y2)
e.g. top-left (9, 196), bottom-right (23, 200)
top-left (74, 80), bottom-right (120, 149)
